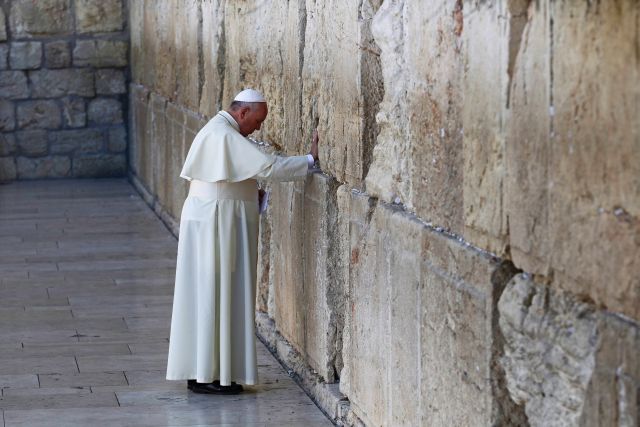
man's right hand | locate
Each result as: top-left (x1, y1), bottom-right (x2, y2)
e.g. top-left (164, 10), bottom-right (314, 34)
top-left (310, 129), bottom-right (319, 161)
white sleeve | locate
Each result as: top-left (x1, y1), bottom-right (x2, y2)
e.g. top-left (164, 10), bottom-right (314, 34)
top-left (255, 155), bottom-right (310, 182)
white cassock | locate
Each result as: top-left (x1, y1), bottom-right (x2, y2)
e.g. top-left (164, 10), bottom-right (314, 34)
top-left (166, 110), bottom-right (310, 385)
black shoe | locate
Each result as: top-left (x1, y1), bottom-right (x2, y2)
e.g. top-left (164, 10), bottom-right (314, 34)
top-left (188, 380), bottom-right (243, 394)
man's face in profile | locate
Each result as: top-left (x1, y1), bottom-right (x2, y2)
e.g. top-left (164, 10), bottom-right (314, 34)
top-left (238, 103), bottom-right (268, 136)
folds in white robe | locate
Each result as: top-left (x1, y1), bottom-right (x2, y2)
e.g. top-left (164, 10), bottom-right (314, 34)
top-left (166, 110), bottom-right (309, 385)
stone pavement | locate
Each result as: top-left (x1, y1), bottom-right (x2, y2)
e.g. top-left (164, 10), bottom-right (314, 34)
top-left (0, 179), bottom-right (331, 427)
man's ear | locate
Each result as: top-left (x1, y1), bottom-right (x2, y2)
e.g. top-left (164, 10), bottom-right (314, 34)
top-left (240, 107), bottom-right (251, 119)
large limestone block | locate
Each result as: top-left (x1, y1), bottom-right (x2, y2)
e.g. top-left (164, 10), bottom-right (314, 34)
top-left (341, 194), bottom-right (424, 426)
top-left (73, 40), bottom-right (127, 68)
top-left (16, 130), bottom-right (48, 156)
top-left (87, 98), bottom-right (123, 125)
top-left (547, 0), bottom-right (640, 318)
top-left (49, 129), bottom-right (103, 155)
top-left (220, 1), bottom-right (296, 148)
top-left (96, 69), bottom-right (126, 94)
top-left (140, 1), bottom-right (176, 100)
top-left (9, 0), bottom-right (73, 38)
top-left (9, 42), bottom-right (42, 70)
top-left (499, 274), bottom-right (640, 427)
top-left (301, 0), bottom-right (383, 187)
top-left (0, 99), bottom-right (15, 131)
top-left (269, 173), bottom-right (346, 383)
top-left (129, 0), bottom-right (145, 84)
top-left (0, 43), bottom-right (8, 69)
top-left (504, 0), bottom-right (551, 276)
top-left (271, 180), bottom-right (306, 353)
top-left (44, 41), bottom-right (71, 69)
top-left (0, 70), bottom-right (28, 99)
top-left (72, 154), bottom-right (126, 178)
top-left (301, 173), bottom-right (343, 381)
top-left (366, 1), bottom-right (464, 231)
top-left (0, 133), bottom-right (16, 156)
top-left (199, 0), bottom-right (225, 117)
top-left (30, 69), bottom-right (94, 98)
top-left (17, 100), bottom-right (61, 130)
top-left (174, 0), bottom-right (200, 111)
top-left (462, 2), bottom-right (508, 253)
top-left (16, 155), bottom-right (70, 178)
top-left (75, 0), bottom-right (124, 33)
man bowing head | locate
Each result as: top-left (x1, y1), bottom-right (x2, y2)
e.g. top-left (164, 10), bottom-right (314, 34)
top-left (166, 89), bottom-right (319, 394)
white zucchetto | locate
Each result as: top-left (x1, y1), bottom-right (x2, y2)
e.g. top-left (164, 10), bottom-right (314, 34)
top-left (233, 88), bottom-right (266, 103)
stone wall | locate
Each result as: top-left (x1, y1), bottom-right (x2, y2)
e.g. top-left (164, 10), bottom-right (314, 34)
top-left (0, 0), bottom-right (129, 182)
top-left (128, 1), bottom-right (640, 426)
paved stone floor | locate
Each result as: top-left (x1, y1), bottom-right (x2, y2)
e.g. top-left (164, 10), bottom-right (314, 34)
top-left (0, 179), bottom-right (331, 427)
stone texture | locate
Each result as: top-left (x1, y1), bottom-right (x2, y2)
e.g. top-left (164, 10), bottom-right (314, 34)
top-left (107, 126), bottom-right (126, 153)
top-left (95, 69), bottom-right (126, 94)
top-left (499, 274), bottom-right (640, 427)
top-left (30, 69), bottom-right (94, 98)
top-left (366, 1), bottom-right (464, 232)
top-left (44, 41), bottom-right (71, 69)
top-left (88, 98), bottom-right (123, 125)
top-left (16, 130), bottom-right (48, 156)
top-left (72, 153), bottom-right (125, 178)
top-left (270, 174), bottom-right (343, 382)
top-left (9, 0), bottom-right (73, 39)
top-left (0, 70), bottom-right (28, 99)
top-left (76, 0), bottom-right (124, 34)
top-left (49, 129), bottom-right (103, 155)
top-left (0, 43), bottom-right (8, 69)
top-left (16, 156), bottom-right (70, 179)
top-left (0, 99), bottom-right (15, 131)
top-left (61, 97), bottom-right (86, 128)
top-left (0, 157), bottom-right (17, 181)
top-left (73, 40), bottom-right (127, 68)
top-left (17, 100), bottom-right (61, 130)
top-left (9, 42), bottom-right (42, 70)
top-left (0, 132), bottom-right (17, 156)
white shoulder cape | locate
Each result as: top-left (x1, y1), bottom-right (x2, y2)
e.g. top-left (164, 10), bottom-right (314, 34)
top-left (180, 111), bottom-right (276, 182)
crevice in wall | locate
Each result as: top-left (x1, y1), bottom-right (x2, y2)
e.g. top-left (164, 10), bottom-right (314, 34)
top-left (490, 260), bottom-right (530, 426)
top-left (359, 0), bottom-right (384, 184)
top-left (297, 0), bottom-right (307, 143)
top-left (196, 0), bottom-right (204, 109)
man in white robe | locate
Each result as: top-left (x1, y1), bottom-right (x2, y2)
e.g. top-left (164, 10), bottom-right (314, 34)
top-left (166, 89), bottom-right (318, 394)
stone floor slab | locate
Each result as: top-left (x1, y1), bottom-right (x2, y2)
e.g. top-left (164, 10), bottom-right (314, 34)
top-left (0, 179), bottom-right (330, 426)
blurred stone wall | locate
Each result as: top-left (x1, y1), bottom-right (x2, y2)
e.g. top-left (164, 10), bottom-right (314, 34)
top-left (0, 0), bottom-right (128, 182)
top-left (128, 1), bottom-right (640, 426)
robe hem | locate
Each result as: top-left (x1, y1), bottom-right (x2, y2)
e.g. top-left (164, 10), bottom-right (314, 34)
top-left (166, 375), bottom-right (257, 386)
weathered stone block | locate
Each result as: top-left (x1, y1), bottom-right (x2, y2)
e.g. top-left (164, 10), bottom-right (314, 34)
top-left (44, 41), bottom-right (71, 69)
top-left (16, 155), bottom-right (70, 178)
top-left (0, 8), bottom-right (6, 41)
top-left (0, 100), bottom-right (15, 131)
top-left (9, 0), bottom-right (73, 39)
top-left (30, 69), bottom-right (94, 98)
top-left (129, 0), bottom-right (144, 84)
top-left (87, 98), bottom-right (123, 124)
top-left (300, 174), bottom-right (343, 381)
top-left (15, 130), bottom-right (48, 156)
top-left (173, 0), bottom-right (199, 110)
top-left (0, 157), bottom-right (16, 181)
top-left (50, 128), bottom-right (103, 155)
top-left (366, 1), bottom-right (464, 231)
top-left (0, 44), bottom-right (8, 69)
top-left (107, 126), bottom-right (126, 153)
top-left (0, 71), bottom-right (28, 99)
top-left (9, 42), bottom-right (42, 70)
top-left (75, 0), bottom-right (124, 33)
top-left (0, 133), bottom-right (17, 156)
top-left (72, 153), bottom-right (125, 177)
top-left (17, 100), bottom-right (61, 130)
top-left (149, 93), bottom-right (167, 205)
top-left (499, 274), bottom-right (640, 427)
top-left (95, 69), bottom-right (126, 94)
top-left (73, 40), bottom-right (127, 68)
top-left (61, 97), bottom-right (86, 128)
top-left (199, 0), bottom-right (224, 117)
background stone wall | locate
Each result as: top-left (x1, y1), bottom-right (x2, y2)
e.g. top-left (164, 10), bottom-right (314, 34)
top-left (0, 0), bottom-right (128, 182)
top-left (128, 1), bottom-right (640, 426)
